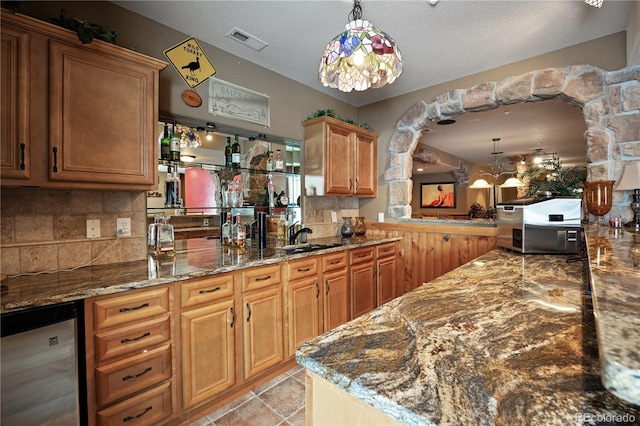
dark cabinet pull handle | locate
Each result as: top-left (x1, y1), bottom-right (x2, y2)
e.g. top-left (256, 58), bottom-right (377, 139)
top-left (122, 367), bottom-right (152, 381)
top-left (325, 280), bottom-right (330, 295)
top-left (199, 286), bottom-right (221, 294)
top-left (355, 179), bottom-right (359, 191)
top-left (255, 275), bottom-right (271, 281)
top-left (123, 406), bottom-right (152, 422)
top-left (19, 143), bottom-right (25, 170)
top-left (379, 265), bottom-right (382, 276)
top-left (121, 332), bottom-right (151, 344)
top-left (52, 147), bottom-right (58, 172)
top-left (119, 302), bottom-right (149, 313)
top-left (358, 253), bottom-right (367, 258)
top-left (315, 282), bottom-right (319, 298)
top-left (246, 303), bottom-right (251, 322)
top-left (297, 267), bottom-right (310, 272)
top-left (329, 260), bottom-right (340, 265)
top-left (230, 307), bottom-right (235, 328)
top-left (349, 179), bottom-right (353, 190)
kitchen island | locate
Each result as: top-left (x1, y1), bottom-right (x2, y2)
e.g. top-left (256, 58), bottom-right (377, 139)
top-left (297, 225), bottom-right (640, 425)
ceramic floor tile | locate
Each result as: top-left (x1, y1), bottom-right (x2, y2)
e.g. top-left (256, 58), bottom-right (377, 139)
top-left (206, 390), bottom-right (255, 421)
top-left (285, 407), bottom-right (306, 426)
top-left (290, 368), bottom-right (306, 384)
top-left (213, 397), bottom-right (284, 426)
top-left (252, 372), bottom-right (289, 396)
top-left (257, 376), bottom-right (305, 418)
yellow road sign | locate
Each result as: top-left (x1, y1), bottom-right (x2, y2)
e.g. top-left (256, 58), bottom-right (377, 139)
top-left (164, 37), bottom-right (216, 89)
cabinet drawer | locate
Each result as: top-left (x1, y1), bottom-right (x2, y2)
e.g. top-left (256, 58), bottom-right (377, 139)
top-left (95, 344), bottom-right (172, 408)
top-left (322, 251), bottom-right (348, 272)
top-left (95, 315), bottom-right (171, 364)
top-left (241, 263), bottom-right (282, 292)
top-left (350, 246), bottom-right (375, 265)
top-left (96, 381), bottom-right (173, 426)
top-left (93, 287), bottom-right (170, 331)
top-left (287, 257), bottom-right (319, 281)
top-left (181, 273), bottom-right (234, 309)
top-left (376, 242), bottom-right (396, 258)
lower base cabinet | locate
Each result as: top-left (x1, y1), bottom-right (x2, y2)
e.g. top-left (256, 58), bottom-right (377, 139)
top-left (321, 251), bottom-right (350, 332)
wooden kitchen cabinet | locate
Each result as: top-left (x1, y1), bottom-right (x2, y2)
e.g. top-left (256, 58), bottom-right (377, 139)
top-left (376, 242), bottom-right (398, 306)
top-left (303, 115), bottom-right (378, 197)
top-left (350, 246), bottom-right (377, 318)
top-left (285, 257), bottom-right (322, 358)
top-left (321, 251), bottom-right (350, 332)
top-left (85, 285), bottom-right (176, 426)
top-left (1, 20), bottom-right (30, 180)
top-left (0, 11), bottom-right (166, 190)
top-left (179, 274), bottom-right (236, 409)
top-left (241, 262), bottom-right (285, 380)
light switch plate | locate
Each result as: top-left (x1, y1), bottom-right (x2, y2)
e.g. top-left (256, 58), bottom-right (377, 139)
top-left (86, 220), bottom-right (101, 238)
top-left (331, 211), bottom-right (337, 222)
top-left (117, 218), bottom-right (131, 237)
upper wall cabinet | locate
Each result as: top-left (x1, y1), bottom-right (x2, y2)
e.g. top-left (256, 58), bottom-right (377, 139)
top-left (0, 11), bottom-right (167, 190)
top-left (303, 116), bottom-right (378, 198)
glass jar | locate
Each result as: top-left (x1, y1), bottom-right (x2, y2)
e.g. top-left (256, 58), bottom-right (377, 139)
top-left (340, 217), bottom-right (354, 237)
top-left (354, 217), bottom-right (367, 236)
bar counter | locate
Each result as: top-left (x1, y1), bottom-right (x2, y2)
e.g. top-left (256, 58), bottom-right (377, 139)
top-left (0, 235), bottom-right (398, 314)
top-left (297, 225), bottom-right (640, 424)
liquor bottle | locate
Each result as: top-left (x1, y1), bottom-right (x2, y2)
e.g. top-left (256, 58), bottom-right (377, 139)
top-left (224, 136), bottom-right (233, 167)
top-left (276, 186), bottom-right (289, 207)
top-left (266, 151), bottom-right (274, 171)
top-left (160, 123), bottom-right (170, 161)
top-left (274, 149), bottom-right (284, 172)
top-left (169, 121), bottom-right (180, 162)
top-left (165, 166), bottom-right (181, 208)
top-left (236, 214), bottom-right (246, 248)
top-left (232, 134), bottom-right (241, 168)
top-left (221, 214), bottom-right (232, 246)
top-left (277, 212), bottom-right (286, 246)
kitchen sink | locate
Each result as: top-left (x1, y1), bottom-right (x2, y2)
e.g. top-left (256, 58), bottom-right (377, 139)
top-left (281, 243), bottom-right (342, 255)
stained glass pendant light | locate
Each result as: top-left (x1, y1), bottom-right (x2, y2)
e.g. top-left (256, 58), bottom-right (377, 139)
top-left (319, 0), bottom-right (403, 92)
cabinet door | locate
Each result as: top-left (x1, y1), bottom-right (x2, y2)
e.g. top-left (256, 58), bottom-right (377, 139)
top-left (377, 256), bottom-right (397, 306)
top-left (350, 261), bottom-right (376, 318)
top-left (181, 299), bottom-right (236, 408)
top-left (243, 287), bottom-right (284, 379)
top-left (325, 121), bottom-right (354, 195)
top-left (323, 268), bottom-right (349, 332)
top-left (0, 23), bottom-right (30, 179)
top-left (48, 40), bottom-right (157, 187)
top-left (287, 276), bottom-right (322, 358)
top-left (354, 132), bottom-right (377, 197)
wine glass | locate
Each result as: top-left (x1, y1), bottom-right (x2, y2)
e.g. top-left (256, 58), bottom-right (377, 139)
top-left (585, 180), bottom-right (615, 232)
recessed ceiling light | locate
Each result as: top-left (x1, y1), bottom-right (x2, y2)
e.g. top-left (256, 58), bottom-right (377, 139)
top-left (436, 119), bottom-right (456, 125)
top-left (417, 168), bottom-right (424, 172)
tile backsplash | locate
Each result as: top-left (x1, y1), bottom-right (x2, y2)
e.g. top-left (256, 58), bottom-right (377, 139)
top-left (1, 188), bottom-right (147, 275)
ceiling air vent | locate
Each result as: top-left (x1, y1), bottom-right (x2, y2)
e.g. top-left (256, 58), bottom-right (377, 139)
top-left (226, 27), bottom-right (268, 51)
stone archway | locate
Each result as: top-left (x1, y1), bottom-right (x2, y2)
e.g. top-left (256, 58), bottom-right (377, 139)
top-left (384, 65), bottom-right (640, 219)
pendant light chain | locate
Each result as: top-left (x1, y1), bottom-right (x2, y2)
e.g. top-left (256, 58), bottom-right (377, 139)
top-left (348, 0), bottom-right (363, 21)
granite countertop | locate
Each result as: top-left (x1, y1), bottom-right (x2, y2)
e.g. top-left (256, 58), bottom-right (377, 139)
top-left (297, 230), bottom-right (640, 424)
top-left (584, 225), bottom-right (640, 407)
top-left (0, 235), bottom-right (399, 314)
top-left (401, 217), bottom-right (497, 227)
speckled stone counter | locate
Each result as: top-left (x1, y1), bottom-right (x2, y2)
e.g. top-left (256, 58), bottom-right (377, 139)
top-left (584, 225), bottom-right (640, 407)
top-left (297, 244), bottom-right (640, 424)
top-left (401, 217), bottom-right (497, 227)
top-left (0, 236), bottom-right (398, 314)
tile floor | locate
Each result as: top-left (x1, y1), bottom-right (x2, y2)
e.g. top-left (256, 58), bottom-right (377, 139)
top-left (187, 364), bottom-right (306, 426)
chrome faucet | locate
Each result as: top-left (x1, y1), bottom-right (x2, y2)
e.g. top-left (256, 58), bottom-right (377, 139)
top-left (289, 223), bottom-right (313, 245)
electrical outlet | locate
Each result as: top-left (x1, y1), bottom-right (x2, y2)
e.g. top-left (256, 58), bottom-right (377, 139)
top-left (203, 218), bottom-right (210, 227)
top-left (117, 218), bottom-right (131, 237)
top-left (331, 211), bottom-right (337, 222)
top-left (86, 220), bottom-right (101, 238)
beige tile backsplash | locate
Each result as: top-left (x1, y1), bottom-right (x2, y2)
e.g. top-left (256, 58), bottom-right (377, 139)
top-left (1, 188), bottom-right (147, 275)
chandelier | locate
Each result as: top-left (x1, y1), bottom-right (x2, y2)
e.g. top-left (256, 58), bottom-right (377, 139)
top-left (318, 0), bottom-right (403, 92)
top-left (584, 0), bottom-right (603, 8)
top-left (478, 138), bottom-right (515, 179)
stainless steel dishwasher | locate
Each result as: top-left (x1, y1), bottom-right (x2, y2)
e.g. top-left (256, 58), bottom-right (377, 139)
top-left (1, 301), bottom-right (87, 425)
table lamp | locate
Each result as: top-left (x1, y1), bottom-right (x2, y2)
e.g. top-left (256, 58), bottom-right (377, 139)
top-left (615, 161), bottom-right (640, 230)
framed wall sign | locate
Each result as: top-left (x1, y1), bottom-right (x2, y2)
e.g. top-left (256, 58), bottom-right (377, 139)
top-left (208, 77), bottom-right (270, 126)
top-left (420, 182), bottom-right (456, 208)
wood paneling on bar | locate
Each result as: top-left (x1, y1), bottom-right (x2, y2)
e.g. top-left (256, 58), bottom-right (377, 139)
top-left (368, 222), bottom-right (497, 293)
